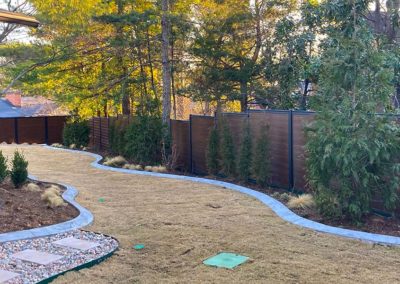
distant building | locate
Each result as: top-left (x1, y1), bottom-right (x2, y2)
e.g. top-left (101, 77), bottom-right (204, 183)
top-left (0, 91), bottom-right (69, 118)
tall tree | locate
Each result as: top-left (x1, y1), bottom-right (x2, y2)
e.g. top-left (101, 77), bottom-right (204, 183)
top-left (161, 0), bottom-right (171, 125)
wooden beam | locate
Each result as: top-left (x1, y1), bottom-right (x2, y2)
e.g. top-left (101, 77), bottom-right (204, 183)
top-left (0, 9), bottom-right (39, 28)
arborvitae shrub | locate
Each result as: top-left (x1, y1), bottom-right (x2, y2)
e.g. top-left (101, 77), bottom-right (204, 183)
top-left (238, 122), bottom-right (252, 182)
top-left (253, 126), bottom-right (270, 187)
top-left (207, 127), bottom-right (220, 175)
top-left (124, 116), bottom-right (164, 165)
top-left (109, 120), bottom-right (127, 155)
top-left (220, 121), bottom-right (236, 177)
top-left (11, 151), bottom-right (28, 188)
top-left (0, 150), bottom-right (7, 183)
top-left (63, 121), bottom-right (90, 148)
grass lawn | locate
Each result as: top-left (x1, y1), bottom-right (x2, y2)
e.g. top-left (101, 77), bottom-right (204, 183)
top-left (1, 145), bottom-right (400, 283)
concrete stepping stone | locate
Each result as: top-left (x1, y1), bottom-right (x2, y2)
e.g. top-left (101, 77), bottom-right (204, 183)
top-left (0, 269), bottom-right (19, 283)
top-left (52, 237), bottom-right (100, 251)
top-left (11, 249), bottom-right (63, 265)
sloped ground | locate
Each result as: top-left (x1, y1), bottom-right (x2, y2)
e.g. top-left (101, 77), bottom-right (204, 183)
top-left (1, 145), bottom-right (400, 284)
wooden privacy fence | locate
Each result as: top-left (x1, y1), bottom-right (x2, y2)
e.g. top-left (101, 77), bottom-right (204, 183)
top-left (0, 116), bottom-right (68, 145)
top-left (89, 110), bottom-right (315, 191)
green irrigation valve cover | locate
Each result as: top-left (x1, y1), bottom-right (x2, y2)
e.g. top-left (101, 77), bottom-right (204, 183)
top-left (98, 198), bottom-right (105, 203)
top-left (203, 252), bottom-right (249, 269)
top-left (134, 244), bottom-right (145, 250)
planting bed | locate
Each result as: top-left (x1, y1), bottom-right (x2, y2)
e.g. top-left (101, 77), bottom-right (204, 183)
top-left (0, 179), bottom-right (79, 234)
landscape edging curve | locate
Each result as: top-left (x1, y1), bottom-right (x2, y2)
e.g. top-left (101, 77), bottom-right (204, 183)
top-left (44, 145), bottom-right (400, 246)
top-left (0, 175), bottom-right (94, 243)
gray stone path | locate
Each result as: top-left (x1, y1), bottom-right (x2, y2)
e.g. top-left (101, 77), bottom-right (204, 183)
top-left (0, 230), bottom-right (118, 284)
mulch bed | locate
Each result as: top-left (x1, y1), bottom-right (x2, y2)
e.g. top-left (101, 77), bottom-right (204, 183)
top-left (255, 186), bottom-right (400, 237)
top-left (0, 179), bottom-right (79, 234)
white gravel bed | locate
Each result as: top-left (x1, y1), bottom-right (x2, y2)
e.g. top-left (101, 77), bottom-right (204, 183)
top-left (0, 230), bottom-right (118, 284)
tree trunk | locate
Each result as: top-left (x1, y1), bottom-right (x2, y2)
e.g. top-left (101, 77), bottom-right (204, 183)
top-left (240, 81), bottom-right (248, 112)
top-left (161, 0), bottom-right (171, 126)
top-left (116, 0), bottom-right (130, 115)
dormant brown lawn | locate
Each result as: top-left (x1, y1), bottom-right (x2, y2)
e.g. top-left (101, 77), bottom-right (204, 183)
top-left (1, 145), bottom-right (400, 284)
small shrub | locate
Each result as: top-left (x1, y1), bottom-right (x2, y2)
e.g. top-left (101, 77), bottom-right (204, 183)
top-left (152, 166), bottom-right (167, 173)
top-left (103, 156), bottom-right (127, 167)
top-left (10, 151), bottom-right (28, 188)
top-left (287, 194), bottom-right (315, 210)
top-left (63, 121), bottom-right (90, 148)
top-left (0, 150), bottom-right (7, 183)
top-left (207, 127), bottom-right (220, 175)
top-left (24, 183), bottom-right (41, 192)
top-left (271, 192), bottom-right (281, 199)
top-left (253, 126), bottom-right (270, 187)
top-left (144, 166), bottom-right (153, 172)
top-left (220, 121), bottom-right (236, 177)
top-left (280, 192), bottom-right (291, 202)
top-left (238, 122), bottom-right (252, 182)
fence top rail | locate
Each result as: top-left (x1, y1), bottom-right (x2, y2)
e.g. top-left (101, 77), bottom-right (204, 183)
top-left (0, 115), bottom-right (70, 119)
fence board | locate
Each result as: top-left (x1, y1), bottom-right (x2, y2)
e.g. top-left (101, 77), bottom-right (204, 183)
top-left (47, 116), bottom-right (67, 145)
top-left (171, 120), bottom-right (190, 171)
top-left (191, 115), bottom-right (215, 175)
top-left (249, 111), bottom-right (290, 188)
top-left (18, 117), bottom-right (46, 144)
top-left (0, 119), bottom-right (15, 143)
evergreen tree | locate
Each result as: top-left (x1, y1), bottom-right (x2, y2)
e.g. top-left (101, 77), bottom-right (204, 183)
top-left (207, 127), bottom-right (220, 175)
top-left (253, 126), bottom-right (270, 187)
top-left (238, 122), bottom-right (252, 182)
top-left (221, 120), bottom-right (236, 177)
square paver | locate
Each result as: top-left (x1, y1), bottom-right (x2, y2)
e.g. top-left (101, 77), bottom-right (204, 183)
top-left (0, 270), bottom-right (19, 283)
top-left (11, 249), bottom-right (63, 265)
top-left (52, 237), bottom-right (100, 251)
top-left (203, 252), bottom-right (249, 269)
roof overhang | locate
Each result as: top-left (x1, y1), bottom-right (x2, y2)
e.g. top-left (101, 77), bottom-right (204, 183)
top-left (0, 9), bottom-right (39, 28)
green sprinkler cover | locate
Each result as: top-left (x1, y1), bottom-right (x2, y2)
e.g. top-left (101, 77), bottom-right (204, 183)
top-left (203, 252), bottom-right (249, 269)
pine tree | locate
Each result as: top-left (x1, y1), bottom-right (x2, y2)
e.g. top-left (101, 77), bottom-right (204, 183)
top-left (207, 127), bottom-right (220, 175)
top-left (253, 126), bottom-right (270, 187)
top-left (238, 122), bottom-right (252, 182)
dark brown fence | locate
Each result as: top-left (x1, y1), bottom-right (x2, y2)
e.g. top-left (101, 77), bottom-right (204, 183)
top-left (0, 116), bottom-right (68, 145)
top-left (89, 110), bottom-right (315, 190)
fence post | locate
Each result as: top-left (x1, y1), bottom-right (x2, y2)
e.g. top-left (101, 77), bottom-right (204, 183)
top-left (44, 117), bottom-right (49, 145)
top-left (14, 118), bottom-right (19, 144)
top-left (288, 110), bottom-right (294, 190)
top-left (189, 114), bottom-right (193, 173)
top-left (99, 117), bottom-right (102, 151)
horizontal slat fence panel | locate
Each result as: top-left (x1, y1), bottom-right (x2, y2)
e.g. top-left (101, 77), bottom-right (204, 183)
top-left (0, 119), bottom-right (16, 143)
top-left (249, 111), bottom-right (290, 188)
top-left (292, 112), bottom-right (316, 191)
top-left (190, 115), bottom-right (215, 175)
top-left (171, 120), bottom-right (190, 171)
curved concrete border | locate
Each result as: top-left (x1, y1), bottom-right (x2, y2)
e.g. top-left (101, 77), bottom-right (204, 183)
top-left (0, 176), bottom-right (94, 243)
top-left (44, 146), bottom-right (400, 246)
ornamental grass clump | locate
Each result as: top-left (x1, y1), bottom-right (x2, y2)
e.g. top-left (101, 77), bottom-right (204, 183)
top-left (0, 150), bottom-right (7, 183)
top-left (287, 194), bottom-right (315, 210)
top-left (10, 150), bottom-right (28, 188)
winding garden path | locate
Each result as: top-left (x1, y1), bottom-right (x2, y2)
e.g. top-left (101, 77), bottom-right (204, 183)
top-left (1, 145), bottom-right (400, 283)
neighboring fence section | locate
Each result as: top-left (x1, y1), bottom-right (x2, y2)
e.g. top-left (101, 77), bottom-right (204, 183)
top-left (89, 110), bottom-right (315, 191)
top-left (0, 116), bottom-right (68, 145)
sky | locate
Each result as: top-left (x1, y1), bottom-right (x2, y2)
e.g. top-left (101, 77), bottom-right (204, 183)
top-left (0, 0), bottom-right (34, 43)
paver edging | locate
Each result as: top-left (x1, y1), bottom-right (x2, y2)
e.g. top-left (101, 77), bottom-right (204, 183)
top-left (44, 145), bottom-right (400, 246)
top-left (0, 175), bottom-right (94, 243)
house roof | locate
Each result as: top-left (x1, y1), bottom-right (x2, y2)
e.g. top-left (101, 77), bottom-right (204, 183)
top-left (0, 97), bottom-right (68, 118)
top-left (0, 9), bottom-right (39, 28)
